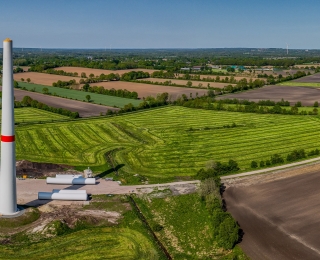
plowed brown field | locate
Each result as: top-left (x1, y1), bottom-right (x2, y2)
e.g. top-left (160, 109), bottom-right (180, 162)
top-left (224, 164), bottom-right (320, 260)
top-left (14, 72), bottom-right (79, 86)
top-left (293, 73), bottom-right (320, 83)
top-left (90, 81), bottom-right (209, 99)
top-left (217, 85), bottom-right (320, 106)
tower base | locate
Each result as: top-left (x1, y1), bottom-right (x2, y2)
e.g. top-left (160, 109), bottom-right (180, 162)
top-left (0, 206), bottom-right (25, 218)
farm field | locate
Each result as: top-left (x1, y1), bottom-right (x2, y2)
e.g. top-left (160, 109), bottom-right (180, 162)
top-left (292, 72), bottom-right (320, 83)
top-left (138, 78), bottom-right (233, 88)
top-left (0, 227), bottom-right (158, 259)
top-left (8, 107), bottom-right (69, 123)
top-left (13, 72), bottom-right (79, 86)
top-left (218, 85), bottom-right (320, 106)
top-left (15, 106), bottom-right (320, 183)
top-left (277, 72), bottom-right (320, 87)
top-left (54, 66), bottom-right (159, 77)
top-left (90, 81), bottom-right (209, 99)
top-left (9, 87), bottom-right (118, 117)
top-left (16, 82), bottom-right (141, 108)
top-left (224, 168), bottom-right (320, 259)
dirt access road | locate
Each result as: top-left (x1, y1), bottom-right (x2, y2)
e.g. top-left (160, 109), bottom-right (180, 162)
top-left (17, 179), bottom-right (199, 207)
top-left (223, 163), bottom-right (320, 260)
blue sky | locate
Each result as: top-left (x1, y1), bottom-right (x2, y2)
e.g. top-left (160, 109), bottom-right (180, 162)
top-left (0, 0), bottom-right (319, 49)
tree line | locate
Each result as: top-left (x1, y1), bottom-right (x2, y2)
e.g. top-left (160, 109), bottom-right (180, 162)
top-left (82, 83), bottom-right (138, 99)
top-left (198, 172), bottom-right (239, 249)
top-left (178, 96), bottom-right (319, 116)
top-left (251, 148), bottom-right (319, 169)
top-left (52, 80), bottom-right (77, 88)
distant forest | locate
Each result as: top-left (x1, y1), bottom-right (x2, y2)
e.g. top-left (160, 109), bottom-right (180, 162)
top-left (1, 48), bottom-right (320, 71)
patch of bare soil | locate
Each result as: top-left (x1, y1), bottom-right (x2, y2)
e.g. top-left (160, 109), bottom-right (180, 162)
top-left (1, 203), bottom-right (122, 243)
top-left (136, 183), bottom-right (197, 197)
top-left (16, 160), bottom-right (81, 178)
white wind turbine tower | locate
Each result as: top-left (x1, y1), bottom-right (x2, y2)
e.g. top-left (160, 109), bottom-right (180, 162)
top-left (286, 43), bottom-right (289, 55)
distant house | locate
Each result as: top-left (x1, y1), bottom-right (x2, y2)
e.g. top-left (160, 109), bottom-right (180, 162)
top-left (192, 66), bottom-right (202, 71)
top-left (207, 64), bottom-right (220, 69)
top-left (180, 67), bottom-right (190, 71)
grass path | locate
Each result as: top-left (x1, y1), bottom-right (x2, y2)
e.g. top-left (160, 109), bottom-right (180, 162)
top-left (278, 82), bottom-right (320, 87)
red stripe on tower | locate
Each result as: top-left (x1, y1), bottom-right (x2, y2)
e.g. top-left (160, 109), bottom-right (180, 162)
top-left (1, 135), bottom-right (15, 142)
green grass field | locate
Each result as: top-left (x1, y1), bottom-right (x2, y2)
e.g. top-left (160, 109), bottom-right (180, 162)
top-left (8, 107), bottom-right (69, 123)
top-left (14, 106), bottom-right (320, 183)
top-left (18, 82), bottom-right (142, 108)
top-left (134, 193), bottom-right (248, 259)
top-left (278, 82), bottom-right (320, 87)
top-left (0, 227), bottom-right (158, 259)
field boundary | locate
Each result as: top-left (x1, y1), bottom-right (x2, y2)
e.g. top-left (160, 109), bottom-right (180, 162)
top-left (221, 156), bottom-right (320, 180)
top-left (128, 195), bottom-right (172, 260)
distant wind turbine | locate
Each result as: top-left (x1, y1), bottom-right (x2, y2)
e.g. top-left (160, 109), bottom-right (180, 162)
top-left (286, 43), bottom-right (289, 55)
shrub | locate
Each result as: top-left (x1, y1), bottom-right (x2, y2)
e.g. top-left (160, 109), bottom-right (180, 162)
top-left (217, 214), bottom-right (239, 249)
top-left (294, 101), bottom-right (302, 107)
top-left (286, 149), bottom-right (306, 162)
top-left (251, 161), bottom-right (258, 168)
top-left (152, 223), bottom-right (164, 232)
top-left (308, 148), bottom-right (320, 156)
top-left (270, 154), bottom-right (284, 165)
top-left (260, 161), bottom-right (265, 167)
top-left (266, 160), bottom-right (271, 166)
